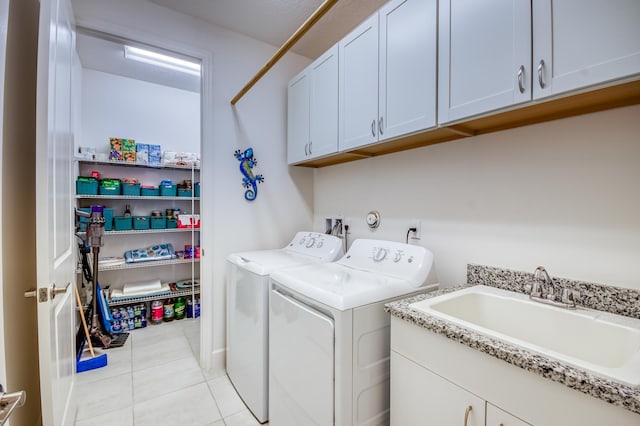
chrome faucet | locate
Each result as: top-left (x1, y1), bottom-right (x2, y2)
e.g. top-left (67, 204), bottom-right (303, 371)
top-left (525, 266), bottom-right (578, 309)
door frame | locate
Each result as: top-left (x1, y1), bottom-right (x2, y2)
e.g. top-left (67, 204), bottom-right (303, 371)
top-left (71, 17), bottom-right (214, 370)
top-left (0, 0), bottom-right (8, 395)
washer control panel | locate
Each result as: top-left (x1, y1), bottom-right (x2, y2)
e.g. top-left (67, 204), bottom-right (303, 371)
top-left (286, 232), bottom-right (343, 260)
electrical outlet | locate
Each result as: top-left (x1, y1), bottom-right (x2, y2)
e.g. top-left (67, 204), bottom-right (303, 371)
top-left (409, 219), bottom-right (421, 240)
top-left (325, 217), bottom-right (333, 234)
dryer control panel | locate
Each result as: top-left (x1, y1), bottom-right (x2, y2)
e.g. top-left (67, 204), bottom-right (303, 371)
top-left (338, 239), bottom-right (433, 288)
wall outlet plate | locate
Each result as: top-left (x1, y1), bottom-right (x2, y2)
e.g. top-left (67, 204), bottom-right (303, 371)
top-left (409, 219), bottom-right (421, 240)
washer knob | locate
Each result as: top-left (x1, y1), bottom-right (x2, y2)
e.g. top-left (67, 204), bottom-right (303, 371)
top-left (393, 251), bottom-right (403, 263)
top-left (306, 238), bottom-right (316, 248)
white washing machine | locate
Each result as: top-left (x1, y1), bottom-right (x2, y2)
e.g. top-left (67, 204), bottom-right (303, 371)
top-left (269, 239), bottom-right (437, 426)
top-left (226, 231), bottom-right (343, 423)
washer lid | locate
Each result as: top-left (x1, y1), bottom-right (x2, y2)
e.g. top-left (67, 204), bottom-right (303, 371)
top-left (271, 262), bottom-right (424, 311)
top-left (226, 231), bottom-right (344, 276)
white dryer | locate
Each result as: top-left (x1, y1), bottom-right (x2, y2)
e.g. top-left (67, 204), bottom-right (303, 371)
top-left (269, 239), bottom-right (437, 426)
top-left (226, 231), bottom-right (343, 423)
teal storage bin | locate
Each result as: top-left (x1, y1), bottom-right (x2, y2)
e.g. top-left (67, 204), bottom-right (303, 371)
top-left (195, 182), bottom-right (200, 197)
top-left (76, 178), bottom-right (98, 195)
top-left (160, 184), bottom-right (177, 197)
top-left (133, 216), bottom-right (150, 230)
top-left (166, 218), bottom-right (178, 229)
top-left (150, 216), bottom-right (166, 229)
top-left (178, 188), bottom-right (193, 197)
top-left (103, 208), bottom-right (113, 231)
top-left (99, 185), bottom-right (121, 196)
top-left (122, 183), bottom-right (141, 196)
top-left (114, 216), bottom-right (132, 231)
top-left (140, 186), bottom-right (159, 197)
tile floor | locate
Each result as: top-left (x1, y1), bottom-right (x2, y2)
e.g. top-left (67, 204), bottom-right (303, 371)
top-left (74, 318), bottom-right (261, 426)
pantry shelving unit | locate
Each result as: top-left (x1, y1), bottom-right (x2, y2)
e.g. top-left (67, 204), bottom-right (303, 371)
top-left (75, 158), bottom-right (201, 327)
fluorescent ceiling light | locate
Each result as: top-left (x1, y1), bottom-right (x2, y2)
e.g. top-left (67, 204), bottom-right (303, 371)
top-left (124, 45), bottom-right (201, 76)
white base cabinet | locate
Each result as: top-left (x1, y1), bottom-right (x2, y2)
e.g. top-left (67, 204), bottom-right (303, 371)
top-left (390, 317), bottom-right (639, 426)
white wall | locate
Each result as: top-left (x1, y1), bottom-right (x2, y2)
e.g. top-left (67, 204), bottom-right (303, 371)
top-left (79, 69), bottom-right (200, 154)
top-left (72, 0), bottom-right (313, 372)
top-left (314, 105), bottom-right (640, 290)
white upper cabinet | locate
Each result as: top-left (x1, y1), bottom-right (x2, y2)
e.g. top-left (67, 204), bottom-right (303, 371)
top-left (340, 0), bottom-right (437, 152)
top-left (287, 46), bottom-right (338, 165)
top-left (309, 46), bottom-right (339, 160)
top-left (533, 0), bottom-right (640, 99)
top-left (287, 70), bottom-right (310, 164)
top-left (438, 0), bottom-right (532, 124)
top-left (379, 0), bottom-right (437, 141)
top-left (339, 13), bottom-right (379, 151)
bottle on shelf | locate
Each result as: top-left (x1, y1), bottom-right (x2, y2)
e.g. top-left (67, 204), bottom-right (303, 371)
top-left (123, 204), bottom-right (132, 217)
top-left (174, 297), bottom-right (186, 320)
top-left (163, 298), bottom-right (175, 322)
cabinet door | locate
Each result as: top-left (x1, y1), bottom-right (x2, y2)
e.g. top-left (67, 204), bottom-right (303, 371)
top-left (339, 13), bottom-right (379, 151)
top-left (438, 0), bottom-right (531, 124)
top-left (309, 45), bottom-right (338, 160)
top-left (533, 0), bottom-right (640, 99)
top-left (379, 0), bottom-right (437, 141)
top-left (486, 403), bottom-right (532, 426)
top-left (287, 69), bottom-right (310, 164)
top-left (390, 352), bottom-right (485, 426)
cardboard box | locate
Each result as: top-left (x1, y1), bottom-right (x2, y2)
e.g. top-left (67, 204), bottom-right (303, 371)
top-left (122, 139), bottom-right (136, 163)
top-left (177, 214), bottom-right (200, 228)
top-left (136, 143), bottom-right (149, 164)
top-left (109, 138), bottom-right (123, 161)
top-left (149, 144), bottom-right (161, 166)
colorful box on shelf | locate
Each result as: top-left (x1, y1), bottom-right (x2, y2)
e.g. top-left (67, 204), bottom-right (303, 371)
top-left (136, 143), bottom-right (149, 165)
top-left (149, 144), bottom-right (162, 166)
top-left (76, 176), bottom-right (98, 195)
top-left (150, 216), bottom-right (166, 229)
top-left (114, 216), bottom-right (133, 231)
top-left (177, 214), bottom-right (200, 228)
top-left (160, 184), bottom-right (177, 197)
top-left (140, 186), bottom-right (159, 196)
top-left (122, 139), bottom-right (136, 163)
top-left (99, 178), bottom-right (121, 196)
top-left (122, 182), bottom-right (141, 196)
top-left (133, 216), bottom-right (150, 230)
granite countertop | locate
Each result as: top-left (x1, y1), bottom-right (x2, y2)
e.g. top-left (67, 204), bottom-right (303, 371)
top-left (385, 265), bottom-right (640, 415)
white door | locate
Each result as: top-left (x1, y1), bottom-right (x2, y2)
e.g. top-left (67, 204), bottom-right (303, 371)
top-left (339, 13), bottom-right (379, 151)
top-left (379, 0), bottom-right (437, 141)
top-left (308, 45), bottom-right (338, 160)
top-left (438, 0), bottom-right (531, 124)
top-left (287, 69), bottom-right (310, 164)
top-left (35, 0), bottom-right (77, 424)
top-left (533, 0), bottom-right (640, 99)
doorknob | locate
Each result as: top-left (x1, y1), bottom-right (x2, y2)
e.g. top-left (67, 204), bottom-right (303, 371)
top-left (0, 384), bottom-right (27, 425)
top-left (24, 288), bottom-right (48, 302)
top-left (50, 282), bottom-right (70, 300)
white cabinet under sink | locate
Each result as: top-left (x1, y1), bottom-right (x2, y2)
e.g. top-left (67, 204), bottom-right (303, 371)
top-left (287, 45), bottom-right (338, 164)
top-left (438, 0), bottom-right (640, 124)
top-left (339, 0), bottom-right (437, 151)
top-left (390, 316), bottom-right (639, 426)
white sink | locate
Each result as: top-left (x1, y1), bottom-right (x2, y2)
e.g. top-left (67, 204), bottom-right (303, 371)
top-left (409, 285), bottom-right (640, 387)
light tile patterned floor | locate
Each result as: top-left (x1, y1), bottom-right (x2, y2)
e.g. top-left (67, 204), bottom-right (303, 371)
top-left (74, 319), bottom-right (261, 426)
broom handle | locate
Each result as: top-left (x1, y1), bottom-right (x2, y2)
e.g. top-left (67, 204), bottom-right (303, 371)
top-left (74, 283), bottom-right (95, 357)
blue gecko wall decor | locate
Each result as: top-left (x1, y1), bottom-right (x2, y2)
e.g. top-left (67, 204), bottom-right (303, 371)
top-left (234, 148), bottom-right (264, 201)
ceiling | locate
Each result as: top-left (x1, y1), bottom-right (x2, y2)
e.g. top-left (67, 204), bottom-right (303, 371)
top-left (76, 0), bottom-right (387, 93)
top-left (147, 0), bottom-right (387, 59)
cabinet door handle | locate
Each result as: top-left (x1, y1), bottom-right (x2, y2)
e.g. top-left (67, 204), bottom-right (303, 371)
top-left (304, 143), bottom-right (308, 156)
top-left (463, 405), bottom-right (473, 426)
top-left (371, 119), bottom-right (376, 137)
top-left (517, 65), bottom-right (525, 94)
top-left (308, 141), bottom-right (312, 155)
top-left (378, 117), bottom-right (384, 135)
top-left (537, 59), bottom-right (546, 89)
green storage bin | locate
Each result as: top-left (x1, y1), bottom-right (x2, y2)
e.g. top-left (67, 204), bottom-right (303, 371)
top-left (178, 188), bottom-right (193, 197)
top-left (150, 216), bottom-right (166, 229)
top-left (166, 218), bottom-right (178, 229)
top-left (160, 184), bottom-right (177, 197)
top-left (114, 216), bottom-right (132, 231)
top-left (122, 182), bottom-right (141, 196)
top-left (140, 186), bottom-right (159, 196)
top-left (133, 216), bottom-right (150, 230)
top-left (76, 177), bottom-right (98, 195)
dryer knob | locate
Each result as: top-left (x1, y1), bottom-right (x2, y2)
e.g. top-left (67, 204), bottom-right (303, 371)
top-left (306, 238), bottom-right (316, 248)
top-left (373, 248), bottom-right (388, 262)
top-left (393, 251), bottom-right (403, 263)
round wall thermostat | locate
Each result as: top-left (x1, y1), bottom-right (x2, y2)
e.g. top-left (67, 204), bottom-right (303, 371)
top-left (366, 210), bottom-right (380, 229)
